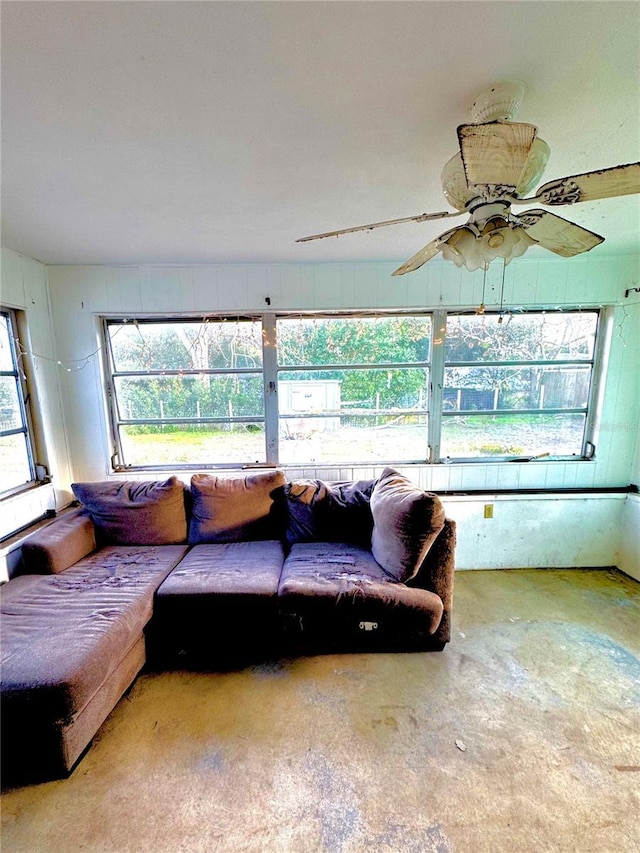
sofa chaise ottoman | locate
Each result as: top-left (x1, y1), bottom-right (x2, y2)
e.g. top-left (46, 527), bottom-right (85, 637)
top-left (0, 535), bottom-right (188, 784)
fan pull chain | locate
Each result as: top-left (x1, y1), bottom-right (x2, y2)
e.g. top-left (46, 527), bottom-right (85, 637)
top-left (476, 266), bottom-right (487, 315)
top-left (497, 259), bottom-right (507, 323)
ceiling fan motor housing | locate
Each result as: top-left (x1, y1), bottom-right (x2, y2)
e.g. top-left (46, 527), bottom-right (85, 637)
top-left (441, 136), bottom-right (551, 210)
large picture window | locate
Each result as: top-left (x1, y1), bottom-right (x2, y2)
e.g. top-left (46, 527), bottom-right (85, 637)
top-left (0, 309), bottom-right (42, 496)
top-left (103, 309), bottom-right (604, 470)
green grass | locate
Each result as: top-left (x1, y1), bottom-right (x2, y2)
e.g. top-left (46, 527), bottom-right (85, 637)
top-left (119, 415), bottom-right (585, 466)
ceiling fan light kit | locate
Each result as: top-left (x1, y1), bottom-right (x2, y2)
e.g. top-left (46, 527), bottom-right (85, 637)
top-left (439, 218), bottom-right (536, 273)
top-left (297, 81), bottom-right (640, 276)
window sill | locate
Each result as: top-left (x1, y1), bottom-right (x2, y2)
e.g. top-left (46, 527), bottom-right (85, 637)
top-left (0, 481), bottom-right (57, 542)
top-left (0, 477), bottom-right (52, 503)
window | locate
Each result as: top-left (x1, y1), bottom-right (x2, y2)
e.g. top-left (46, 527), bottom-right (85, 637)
top-left (103, 309), bottom-right (604, 470)
top-left (104, 318), bottom-right (265, 467)
top-left (277, 315), bottom-right (431, 464)
top-left (0, 309), bottom-right (43, 496)
top-left (438, 311), bottom-right (600, 460)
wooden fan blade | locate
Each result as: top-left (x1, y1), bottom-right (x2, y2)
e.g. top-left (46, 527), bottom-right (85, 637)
top-left (519, 209), bottom-right (604, 257)
top-left (391, 228), bottom-right (458, 276)
top-left (458, 121), bottom-right (538, 188)
top-left (531, 162), bottom-right (640, 206)
top-left (391, 240), bottom-right (441, 276)
top-left (296, 209), bottom-right (463, 242)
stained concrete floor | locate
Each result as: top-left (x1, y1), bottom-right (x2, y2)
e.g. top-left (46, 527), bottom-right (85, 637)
top-left (2, 568), bottom-right (639, 853)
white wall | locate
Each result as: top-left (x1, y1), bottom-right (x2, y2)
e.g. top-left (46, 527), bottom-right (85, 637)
top-left (620, 402), bottom-right (640, 580)
top-left (629, 346), bottom-right (640, 490)
top-left (616, 294), bottom-right (640, 581)
top-left (446, 493), bottom-right (626, 570)
top-left (618, 494), bottom-right (640, 581)
top-left (11, 251), bottom-right (640, 573)
top-left (0, 248), bottom-right (72, 538)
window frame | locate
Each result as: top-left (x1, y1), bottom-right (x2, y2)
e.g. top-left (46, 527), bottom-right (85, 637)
top-left (101, 307), bottom-right (607, 472)
top-left (0, 307), bottom-right (48, 499)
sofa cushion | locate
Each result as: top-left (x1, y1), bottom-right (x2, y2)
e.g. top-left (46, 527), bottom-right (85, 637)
top-left (71, 478), bottom-right (187, 545)
top-left (155, 541), bottom-right (285, 599)
top-left (278, 542), bottom-right (444, 638)
top-left (280, 542), bottom-right (394, 596)
top-left (189, 470), bottom-right (286, 544)
top-left (284, 478), bottom-right (376, 546)
top-left (370, 467), bottom-right (445, 583)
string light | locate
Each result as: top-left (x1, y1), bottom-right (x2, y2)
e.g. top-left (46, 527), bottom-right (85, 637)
top-left (11, 322), bottom-right (126, 373)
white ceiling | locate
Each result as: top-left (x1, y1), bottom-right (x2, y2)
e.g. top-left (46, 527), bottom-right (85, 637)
top-left (2, 1), bottom-right (639, 267)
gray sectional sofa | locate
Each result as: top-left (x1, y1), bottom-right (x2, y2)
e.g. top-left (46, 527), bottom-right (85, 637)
top-left (0, 467), bottom-right (456, 785)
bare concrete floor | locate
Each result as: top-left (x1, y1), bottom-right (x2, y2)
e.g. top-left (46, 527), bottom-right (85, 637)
top-left (2, 568), bottom-right (639, 853)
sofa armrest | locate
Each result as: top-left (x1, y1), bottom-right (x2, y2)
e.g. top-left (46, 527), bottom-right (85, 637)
top-left (407, 518), bottom-right (456, 645)
top-left (21, 509), bottom-right (97, 575)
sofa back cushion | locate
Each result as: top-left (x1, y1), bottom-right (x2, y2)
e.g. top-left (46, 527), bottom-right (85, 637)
top-left (370, 467), bottom-right (445, 582)
top-left (284, 479), bottom-right (376, 546)
top-left (189, 470), bottom-right (286, 544)
top-left (71, 477), bottom-right (188, 545)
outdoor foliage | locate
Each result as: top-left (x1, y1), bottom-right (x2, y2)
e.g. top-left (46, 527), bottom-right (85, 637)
top-left (277, 316), bottom-right (431, 412)
top-left (109, 316), bottom-right (435, 424)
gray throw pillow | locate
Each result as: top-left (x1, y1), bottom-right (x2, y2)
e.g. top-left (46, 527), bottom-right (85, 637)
top-left (71, 477), bottom-right (188, 545)
top-left (189, 470), bottom-right (286, 544)
top-left (370, 467), bottom-right (445, 582)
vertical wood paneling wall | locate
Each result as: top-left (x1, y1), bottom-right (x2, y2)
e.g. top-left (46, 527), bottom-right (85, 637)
top-left (46, 255), bottom-right (640, 489)
top-left (0, 248), bottom-right (72, 538)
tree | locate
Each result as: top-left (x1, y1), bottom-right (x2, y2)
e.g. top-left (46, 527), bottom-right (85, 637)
top-left (108, 320), bottom-right (264, 429)
top-left (443, 312), bottom-right (597, 410)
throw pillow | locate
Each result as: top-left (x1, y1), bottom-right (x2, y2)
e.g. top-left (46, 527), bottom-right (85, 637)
top-left (370, 467), bottom-right (445, 582)
top-left (71, 477), bottom-right (188, 545)
top-left (189, 469), bottom-right (286, 544)
top-left (284, 479), bottom-right (376, 546)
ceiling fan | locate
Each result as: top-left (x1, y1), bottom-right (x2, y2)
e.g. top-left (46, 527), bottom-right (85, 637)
top-left (296, 81), bottom-right (640, 275)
